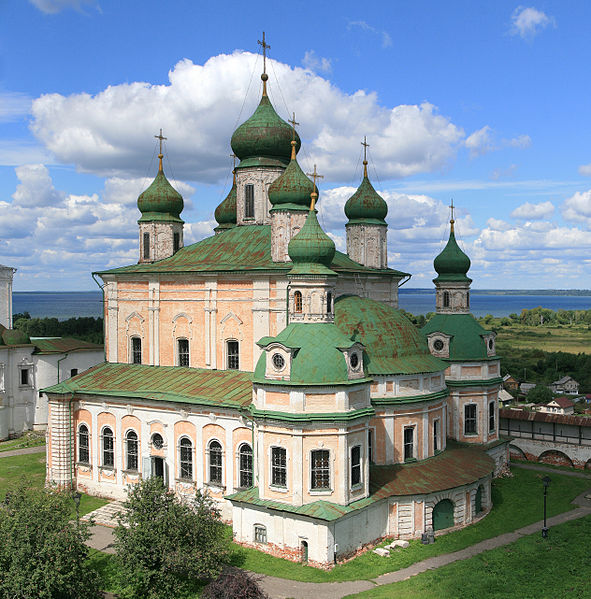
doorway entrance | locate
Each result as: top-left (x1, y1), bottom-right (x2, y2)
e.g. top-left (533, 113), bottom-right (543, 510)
top-left (432, 499), bottom-right (454, 531)
top-left (152, 456), bottom-right (164, 479)
top-left (300, 540), bottom-right (308, 563)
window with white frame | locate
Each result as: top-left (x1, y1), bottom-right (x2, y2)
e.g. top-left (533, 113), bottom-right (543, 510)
top-left (126, 430), bottom-right (138, 471)
top-left (19, 367), bottom-right (30, 386)
top-left (489, 401), bottom-right (495, 432)
top-left (464, 404), bottom-right (477, 435)
top-left (294, 291), bottom-right (303, 313)
top-left (239, 443), bottom-right (253, 488)
top-left (177, 338), bottom-right (189, 367)
top-left (78, 424), bottom-right (90, 464)
top-left (179, 437), bottom-right (193, 480)
top-left (102, 427), bottom-right (114, 467)
top-left (403, 427), bottom-right (414, 461)
top-left (208, 440), bottom-right (223, 485)
top-left (350, 445), bottom-right (361, 487)
top-left (271, 447), bottom-right (287, 488)
top-left (310, 449), bottom-right (330, 490)
top-left (254, 524), bottom-right (267, 544)
top-left (227, 340), bottom-right (239, 370)
top-left (433, 419), bottom-right (440, 452)
top-left (131, 337), bottom-right (142, 364)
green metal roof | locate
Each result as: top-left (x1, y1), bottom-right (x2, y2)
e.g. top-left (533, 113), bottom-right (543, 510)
top-left (288, 210), bottom-right (337, 277)
top-left (227, 444), bottom-right (493, 521)
top-left (421, 313), bottom-right (495, 362)
top-left (433, 226), bottom-right (471, 283)
top-left (334, 296), bottom-right (446, 375)
top-left (230, 83), bottom-right (300, 169)
top-left (31, 337), bottom-right (103, 355)
top-left (344, 173), bottom-right (388, 224)
top-left (214, 173), bottom-right (237, 230)
top-left (137, 168), bottom-right (184, 224)
top-left (268, 144), bottom-right (315, 209)
top-left (42, 362), bottom-right (253, 409)
top-left (254, 322), bottom-right (361, 386)
top-left (95, 225), bottom-right (408, 278)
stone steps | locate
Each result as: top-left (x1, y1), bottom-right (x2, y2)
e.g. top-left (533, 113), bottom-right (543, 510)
top-left (82, 500), bottom-right (127, 528)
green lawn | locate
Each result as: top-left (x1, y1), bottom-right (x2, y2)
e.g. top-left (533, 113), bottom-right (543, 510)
top-left (229, 468), bottom-right (590, 582)
top-left (0, 432), bottom-right (46, 452)
top-left (0, 451), bottom-right (109, 517)
top-left (344, 514), bottom-right (591, 599)
top-left (496, 325), bottom-right (591, 354)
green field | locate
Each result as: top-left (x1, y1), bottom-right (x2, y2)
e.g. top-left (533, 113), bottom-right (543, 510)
top-left (496, 325), bottom-right (591, 354)
top-left (0, 431), bottom-right (46, 452)
top-left (344, 514), bottom-right (591, 599)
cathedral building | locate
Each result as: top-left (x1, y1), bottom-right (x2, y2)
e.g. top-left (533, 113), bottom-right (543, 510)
top-left (45, 63), bottom-right (508, 566)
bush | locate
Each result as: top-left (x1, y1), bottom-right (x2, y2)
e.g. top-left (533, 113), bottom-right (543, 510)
top-left (114, 477), bottom-right (231, 599)
top-left (202, 567), bottom-right (269, 599)
top-left (0, 482), bottom-right (101, 599)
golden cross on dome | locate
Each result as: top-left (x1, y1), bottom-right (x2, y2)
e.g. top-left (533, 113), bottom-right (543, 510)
top-left (361, 136), bottom-right (369, 176)
top-left (450, 199), bottom-right (455, 232)
top-left (258, 32), bottom-right (271, 75)
top-left (288, 112), bottom-right (299, 141)
top-left (155, 128), bottom-right (167, 171)
top-left (307, 164), bottom-right (323, 211)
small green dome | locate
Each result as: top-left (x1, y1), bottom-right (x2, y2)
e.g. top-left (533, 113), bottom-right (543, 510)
top-left (231, 81), bottom-right (301, 169)
top-left (344, 169), bottom-right (388, 224)
top-left (214, 173), bottom-right (237, 230)
top-left (137, 163), bottom-right (184, 223)
top-left (433, 225), bottom-right (471, 282)
top-left (288, 209), bottom-right (336, 275)
top-left (268, 143), bottom-right (315, 211)
top-left (2, 328), bottom-right (30, 345)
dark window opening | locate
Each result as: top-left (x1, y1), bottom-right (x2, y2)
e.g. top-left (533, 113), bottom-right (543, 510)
top-left (489, 402), bottom-right (495, 432)
top-left (180, 438), bottom-right (193, 480)
top-left (465, 404), bottom-right (477, 435)
top-left (271, 447), bottom-right (287, 487)
top-left (209, 440), bottom-right (223, 484)
top-left (294, 291), bottom-right (303, 313)
top-left (70, 368), bottom-right (78, 378)
top-left (143, 232), bottom-right (150, 260)
top-left (227, 340), bottom-right (239, 370)
top-left (173, 232), bottom-right (180, 253)
top-left (434, 419), bottom-right (440, 452)
top-left (132, 337), bottom-right (142, 364)
top-left (178, 338), bottom-right (189, 367)
top-left (404, 427), bottom-right (414, 461)
top-left (443, 291), bottom-right (450, 308)
top-left (126, 430), bottom-right (138, 471)
top-left (368, 429), bottom-right (374, 463)
top-left (326, 292), bottom-right (332, 314)
top-left (78, 424), bottom-right (89, 464)
top-left (351, 445), bottom-right (361, 487)
top-left (102, 427), bottom-right (114, 467)
top-left (244, 184), bottom-right (255, 219)
top-left (20, 369), bottom-right (29, 386)
top-left (239, 444), bottom-right (253, 488)
top-left (311, 449), bottom-right (330, 490)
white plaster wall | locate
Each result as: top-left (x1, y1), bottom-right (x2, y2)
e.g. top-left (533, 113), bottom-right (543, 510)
top-left (345, 223), bottom-right (387, 269)
top-left (236, 166), bottom-right (285, 226)
top-left (0, 265), bottom-right (15, 329)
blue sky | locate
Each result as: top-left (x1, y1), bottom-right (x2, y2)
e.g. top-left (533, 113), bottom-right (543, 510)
top-left (1, 0), bottom-right (591, 290)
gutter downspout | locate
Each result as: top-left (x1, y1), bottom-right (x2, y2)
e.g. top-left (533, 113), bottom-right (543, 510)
top-left (92, 273), bottom-right (107, 362)
top-left (286, 284), bottom-right (291, 326)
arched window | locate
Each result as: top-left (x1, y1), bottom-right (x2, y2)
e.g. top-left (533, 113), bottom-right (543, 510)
top-left (102, 427), bottom-right (114, 467)
top-left (131, 337), bottom-right (142, 364)
top-left (443, 291), bottom-right (450, 308)
top-left (179, 437), bottom-right (193, 480)
top-left (326, 292), bottom-right (332, 314)
top-left (209, 440), bottom-right (223, 484)
top-left (178, 338), bottom-right (189, 367)
top-left (244, 184), bottom-right (254, 219)
top-left (294, 291), bottom-right (303, 313)
top-left (126, 430), bottom-right (138, 471)
top-left (227, 340), bottom-right (239, 370)
top-left (239, 443), bottom-right (253, 488)
top-left (78, 424), bottom-right (89, 464)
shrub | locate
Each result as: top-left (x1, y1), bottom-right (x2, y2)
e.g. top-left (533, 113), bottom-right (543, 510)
top-left (202, 567), bottom-right (269, 599)
top-left (114, 477), bottom-right (230, 599)
top-left (0, 482), bottom-right (101, 599)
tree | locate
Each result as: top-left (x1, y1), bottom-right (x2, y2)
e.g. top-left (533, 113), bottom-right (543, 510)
top-left (0, 482), bottom-right (101, 599)
top-left (202, 567), bottom-right (269, 599)
top-left (114, 477), bottom-right (231, 599)
top-left (526, 384), bottom-right (553, 404)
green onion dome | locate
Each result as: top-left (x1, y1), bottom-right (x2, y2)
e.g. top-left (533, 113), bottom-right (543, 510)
top-left (288, 207), bottom-right (336, 276)
top-left (433, 222), bottom-right (471, 282)
top-left (230, 76), bottom-right (301, 169)
top-left (268, 142), bottom-right (315, 211)
top-left (344, 162), bottom-right (387, 224)
top-left (137, 157), bottom-right (184, 223)
top-left (214, 171), bottom-right (237, 231)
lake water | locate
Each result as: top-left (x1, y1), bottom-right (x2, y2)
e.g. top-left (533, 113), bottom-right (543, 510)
top-left (12, 290), bottom-right (591, 320)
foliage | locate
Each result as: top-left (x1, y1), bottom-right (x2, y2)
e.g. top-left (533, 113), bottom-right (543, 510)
top-left (343, 514), bottom-right (591, 598)
top-left (0, 431), bottom-right (45, 453)
top-left (113, 477), bottom-right (231, 599)
top-left (525, 384), bottom-right (553, 404)
top-left (12, 312), bottom-right (104, 344)
top-left (0, 482), bottom-right (101, 599)
top-left (202, 567), bottom-right (269, 599)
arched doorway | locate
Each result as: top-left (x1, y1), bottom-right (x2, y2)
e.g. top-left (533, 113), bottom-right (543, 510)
top-left (509, 444), bottom-right (527, 461)
top-left (300, 540), bottom-right (308, 563)
top-left (432, 499), bottom-right (454, 532)
top-left (475, 486), bottom-right (483, 515)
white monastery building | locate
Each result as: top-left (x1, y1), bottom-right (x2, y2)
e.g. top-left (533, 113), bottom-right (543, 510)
top-left (45, 57), bottom-right (509, 566)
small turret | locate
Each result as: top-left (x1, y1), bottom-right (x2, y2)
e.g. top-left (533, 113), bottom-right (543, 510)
top-left (214, 170), bottom-right (237, 235)
top-left (137, 130), bottom-right (184, 263)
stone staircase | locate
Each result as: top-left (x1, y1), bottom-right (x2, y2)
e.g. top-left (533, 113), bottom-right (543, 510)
top-left (82, 500), bottom-right (127, 528)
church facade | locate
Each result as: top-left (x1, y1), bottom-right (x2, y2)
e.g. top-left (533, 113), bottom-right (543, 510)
top-left (45, 66), bottom-right (508, 566)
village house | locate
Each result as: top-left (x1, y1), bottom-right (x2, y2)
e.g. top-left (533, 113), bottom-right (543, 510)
top-left (550, 376), bottom-right (579, 395)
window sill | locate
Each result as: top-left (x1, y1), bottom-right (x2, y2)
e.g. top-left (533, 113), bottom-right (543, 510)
top-left (350, 483), bottom-right (363, 492)
top-left (177, 477), bottom-right (194, 484)
top-left (98, 466), bottom-right (116, 473)
top-left (404, 457), bottom-right (417, 463)
top-left (310, 488), bottom-right (333, 496)
top-left (205, 482), bottom-right (225, 492)
top-left (122, 469), bottom-right (139, 475)
top-left (269, 485), bottom-right (288, 493)
top-left (464, 433), bottom-right (478, 437)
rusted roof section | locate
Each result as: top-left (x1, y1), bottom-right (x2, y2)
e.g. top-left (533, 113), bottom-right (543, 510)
top-left (43, 362), bottom-right (252, 409)
top-left (31, 337), bottom-right (103, 355)
top-left (500, 407), bottom-right (591, 427)
top-left (95, 225), bottom-right (409, 278)
top-left (227, 445), bottom-right (493, 521)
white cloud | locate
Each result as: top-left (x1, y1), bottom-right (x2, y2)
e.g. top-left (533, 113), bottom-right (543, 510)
top-left (506, 134), bottom-right (531, 149)
top-left (578, 163), bottom-right (591, 176)
top-left (510, 6), bottom-right (555, 39)
top-left (348, 21), bottom-right (392, 48)
top-left (30, 51), bottom-right (466, 182)
top-left (510, 200), bottom-right (554, 220)
top-left (302, 51), bottom-right (332, 74)
top-left (28, 0), bottom-right (98, 13)
top-left (0, 92), bottom-right (32, 122)
top-left (562, 189), bottom-right (591, 227)
top-left (11, 164), bottom-right (63, 208)
top-left (466, 126), bottom-right (495, 158)
top-left (491, 164), bottom-right (517, 180)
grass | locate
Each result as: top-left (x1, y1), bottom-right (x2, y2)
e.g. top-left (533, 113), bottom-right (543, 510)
top-left (343, 514), bottom-right (591, 599)
top-left (0, 452), bottom-right (109, 517)
top-left (496, 325), bottom-right (591, 354)
top-left (0, 431), bottom-right (46, 452)
top-left (512, 459), bottom-right (591, 476)
top-left (229, 468), bottom-right (590, 582)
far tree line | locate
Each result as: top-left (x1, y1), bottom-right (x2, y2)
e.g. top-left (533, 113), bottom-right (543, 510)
top-left (12, 312), bottom-right (104, 345)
